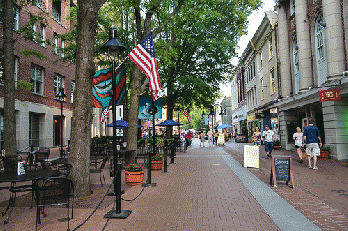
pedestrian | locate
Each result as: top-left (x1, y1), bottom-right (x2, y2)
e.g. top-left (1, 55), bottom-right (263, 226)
top-left (262, 125), bottom-right (277, 158)
top-left (303, 118), bottom-right (322, 170)
top-left (214, 129), bottom-right (219, 145)
top-left (200, 131), bottom-right (206, 147)
top-left (253, 127), bottom-right (262, 147)
top-left (293, 127), bottom-right (304, 163)
top-left (207, 129), bottom-right (213, 147)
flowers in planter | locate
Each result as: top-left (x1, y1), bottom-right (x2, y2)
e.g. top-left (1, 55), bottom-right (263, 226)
top-left (125, 164), bottom-right (144, 172)
top-left (151, 154), bottom-right (164, 161)
top-left (321, 145), bottom-right (330, 151)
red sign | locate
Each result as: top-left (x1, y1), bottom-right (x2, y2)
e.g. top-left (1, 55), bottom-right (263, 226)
top-left (318, 88), bottom-right (341, 102)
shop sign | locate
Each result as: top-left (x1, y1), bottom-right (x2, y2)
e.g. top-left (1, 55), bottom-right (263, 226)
top-left (247, 114), bottom-right (256, 121)
top-left (256, 113), bottom-right (265, 119)
top-left (318, 88), bottom-right (341, 102)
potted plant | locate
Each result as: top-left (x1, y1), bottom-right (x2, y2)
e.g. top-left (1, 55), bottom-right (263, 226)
top-left (320, 145), bottom-right (330, 159)
top-left (151, 154), bottom-right (164, 171)
top-left (124, 164), bottom-right (145, 185)
top-left (273, 140), bottom-right (281, 150)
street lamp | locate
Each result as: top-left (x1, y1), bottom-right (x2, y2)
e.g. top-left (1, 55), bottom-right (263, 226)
top-left (209, 106), bottom-right (215, 130)
top-left (101, 28), bottom-right (130, 219)
top-left (56, 88), bottom-right (66, 158)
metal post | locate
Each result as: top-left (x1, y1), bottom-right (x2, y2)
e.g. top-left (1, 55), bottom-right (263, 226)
top-left (104, 59), bottom-right (131, 218)
top-left (163, 143), bottom-right (168, 172)
top-left (142, 98), bottom-right (157, 187)
top-left (60, 100), bottom-right (64, 158)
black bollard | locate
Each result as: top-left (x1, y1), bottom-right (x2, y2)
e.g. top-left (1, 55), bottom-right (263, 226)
top-left (170, 143), bottom-right (175, 164)
top-left (163, 144), bottom-right (168, 172)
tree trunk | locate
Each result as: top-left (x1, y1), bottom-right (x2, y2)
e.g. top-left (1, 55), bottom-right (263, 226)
top-left (126, 66), bottom-right (142, 164)
top-left (70, 0), bottom-right (106, 198)
top-left (3, 0), bottom-right (16, 172)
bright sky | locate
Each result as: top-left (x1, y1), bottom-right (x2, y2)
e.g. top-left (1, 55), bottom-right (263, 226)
top-left (219, 0), bottom-right (276, 99)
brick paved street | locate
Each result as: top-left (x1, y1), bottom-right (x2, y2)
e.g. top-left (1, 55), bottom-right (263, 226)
top-left (0, 140), bottom-right (331, 230)
top-left (224, 140), bottom-right (348, 230)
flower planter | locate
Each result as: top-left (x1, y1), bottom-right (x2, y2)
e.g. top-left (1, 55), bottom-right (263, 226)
top-left (125, 170), bottom-right (144, 185)
top-left (273, 146), bottom-right (281, 150)
top-left (319, 151), bottom-right (329, 159)
top-left (151, 161), bottom-right (163, 171)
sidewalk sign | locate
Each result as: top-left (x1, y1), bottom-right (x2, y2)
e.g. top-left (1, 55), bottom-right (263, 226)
top-left (243, 145), bottom-right (259, 168)
top-left (270, 156), bottom-right (294, 188)
top-left (217, 133), bottom-right (225, 145)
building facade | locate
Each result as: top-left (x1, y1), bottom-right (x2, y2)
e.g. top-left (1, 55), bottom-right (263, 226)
top-left (0, 0), bottom-right (76, 151)
top-left (275, 0), bottom-right (348, 160)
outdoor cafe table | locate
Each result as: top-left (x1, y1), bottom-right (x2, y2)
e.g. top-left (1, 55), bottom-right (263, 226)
top-left (0, 169), bottom-right (61, 224)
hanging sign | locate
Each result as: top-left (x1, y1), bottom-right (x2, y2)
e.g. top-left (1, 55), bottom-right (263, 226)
top-left (318, 88), bottom-right (341, 102)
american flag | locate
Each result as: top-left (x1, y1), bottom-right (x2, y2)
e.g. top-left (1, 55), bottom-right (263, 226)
top-left (183, 108), bottom-right (191, 123)
top-left (100, 108), bottom-right (109, 124)
top-left (128, 32), bottom-right (161, 101)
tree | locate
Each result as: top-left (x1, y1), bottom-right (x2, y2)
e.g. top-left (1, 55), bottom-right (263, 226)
top-left (3, 0), bottom-right (16, 171)
top-left (69, 0), bottom-right (107, 197)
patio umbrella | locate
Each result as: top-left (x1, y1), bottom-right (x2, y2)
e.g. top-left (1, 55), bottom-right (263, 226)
top-left (216, 124), bottom-right (233, 129)
top-left (106, 120), bottom-right (143, 128)
top-left (156, 119), bottom-right (182, 126)
top-left (105, 119), bottom-right (128, 128)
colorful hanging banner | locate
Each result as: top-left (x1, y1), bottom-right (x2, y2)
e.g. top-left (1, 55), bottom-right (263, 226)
top-left (92, 64), bottom-right (126, 108)
top-left (318, 88), bottom-right (341, 102)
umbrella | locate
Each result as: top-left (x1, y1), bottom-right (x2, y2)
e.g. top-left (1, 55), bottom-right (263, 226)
top-left (106, 120), bottom-right (143, 129)
top-left (106, 119), bottom-right (128, 128)
top-left (216, 124), bottom-right (233, 129)
top-left (156, 119), bottom-right (182, 126)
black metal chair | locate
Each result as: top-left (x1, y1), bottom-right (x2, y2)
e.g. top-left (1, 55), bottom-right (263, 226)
top-left (99, 156), bottom-right (109, 186)
top-left (33, 177), bottom-right (74, 231)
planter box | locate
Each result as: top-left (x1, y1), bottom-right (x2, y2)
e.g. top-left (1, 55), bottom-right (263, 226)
top-left (125, 170), bottom-right (144, 185)
top-left (151, 161), bottom-right (163, 171)
top-left (273, 146), bottom-right (281, 150)
top-left (319, 151), bottom-right (329, 159)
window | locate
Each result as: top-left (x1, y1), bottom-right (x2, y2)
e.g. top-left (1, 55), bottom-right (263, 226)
top-left (269, 36), bottom-right (273, 58)
top-left (290, 0), bottom-right (296, 16)
top-left (71, 81), bottom-right (75, 103)
top-left (53, 33), bottom-right (58, 54)
top-left (29, 112), bottom-right (40, 147)
top-left (0, 52), bottom-right (18, 86)
top-left (13, 8), bottom-right (19, 31)
top-left (34, 0), bottom-right (44, 9)
top-left (292, 37), bottom-right (300, 94)
top-left (261, 78), bottom-right (264, 100)
top-left (31, 65), bottom-right (44, 95)
top-left (31, 21), bottom-right (37, 41)
top-left (61, 40), bottom-right (65, 58)
top-left (54, 74), bottom-right (64, 98)
top-left (270, 69), bottom-right (275, 94)
top-left (39, 24), bottom-right (45, 47)
top-left (260, 52), bottom-right (263, 68)
top-left (52, 1), bottom-right (61, 23)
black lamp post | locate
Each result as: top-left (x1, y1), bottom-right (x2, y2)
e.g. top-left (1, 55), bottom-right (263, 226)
top-left (56, 88), bottom-right (66, 158)
top-left (101, 28), bottom-right (131, 219)
top-left (209, 107), bottom-right (215, 131)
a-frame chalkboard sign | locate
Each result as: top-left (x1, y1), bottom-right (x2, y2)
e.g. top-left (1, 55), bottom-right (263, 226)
top-left (270, 156), bottom-right (295, 188)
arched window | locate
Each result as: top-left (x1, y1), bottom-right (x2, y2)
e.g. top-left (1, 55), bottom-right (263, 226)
top-left (292, 37), bottom-right (300, 94)
top-left (315, 15), bottom-right (328, 86)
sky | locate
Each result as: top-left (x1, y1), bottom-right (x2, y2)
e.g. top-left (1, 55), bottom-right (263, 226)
top-left (219, 0), bottom-right (276, 99)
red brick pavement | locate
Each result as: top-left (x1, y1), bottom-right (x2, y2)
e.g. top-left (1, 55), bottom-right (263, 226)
top-left (0, 141), bottom-right (280, 231)
top-left (224, 140), bottom-right (348, 230)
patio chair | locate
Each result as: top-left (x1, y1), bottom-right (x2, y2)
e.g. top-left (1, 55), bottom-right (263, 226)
top-left (33, 177), bottom-right (74, 231)
top-left (98, 156), bottom-right (109, 186)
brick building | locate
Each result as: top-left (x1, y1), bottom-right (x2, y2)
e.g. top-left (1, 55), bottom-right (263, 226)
top-left (0, 0), bottom-right (76, 151)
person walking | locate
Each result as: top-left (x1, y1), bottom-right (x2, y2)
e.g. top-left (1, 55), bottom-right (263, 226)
top-left (207, 129), bottom-right (213, 147)
top-left (253, 127), bottom-right (262, 147)
top-left (293, 127), bottom-right (304, 163)
top-left (200, 131), bottom-right (206, 147)
top-left (303, 118), bottom-right (322, 170)
top-left (214, 130), bottom-right (219, 145)
top-left (262, 125), bottom-right (277, 158)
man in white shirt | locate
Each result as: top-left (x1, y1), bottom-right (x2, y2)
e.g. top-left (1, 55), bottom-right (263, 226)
top-left (207, 129), bottom-right (213, 147)
top-left (262, 125), bottom-right (277, 158)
